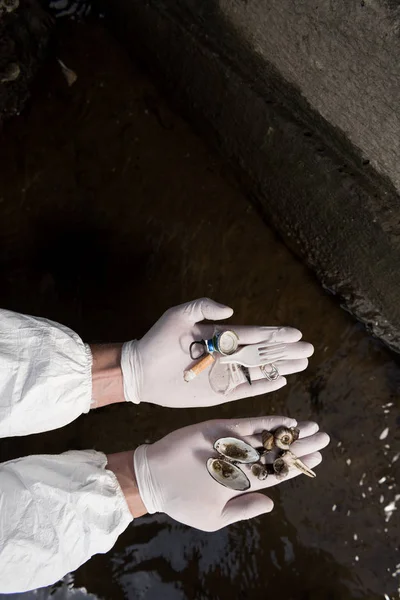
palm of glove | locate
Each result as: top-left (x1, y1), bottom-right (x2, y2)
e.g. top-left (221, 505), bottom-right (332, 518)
top-left (134, 416), bottom-right (330, 531)
top-left (121, 298), bottom-right (314, 407)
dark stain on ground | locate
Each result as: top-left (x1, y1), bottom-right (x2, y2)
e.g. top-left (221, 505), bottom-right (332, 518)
top-left (0, 21), bottom-right (398, 600)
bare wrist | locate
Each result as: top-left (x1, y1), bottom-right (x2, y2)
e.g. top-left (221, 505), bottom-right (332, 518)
top-left (106, 451), bottom-right (147, 518)
top-left (91, 344), bottom-right (125, 408)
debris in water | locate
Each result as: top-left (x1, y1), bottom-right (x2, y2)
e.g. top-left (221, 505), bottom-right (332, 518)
top-left (379, 476), bottom-right (387, 484)
top-left (383, 494), bottom-right (400, 522)
top-left (379, 427), bottom-right (389, 440)
top-left (57, 59), bottom-right (77, 86)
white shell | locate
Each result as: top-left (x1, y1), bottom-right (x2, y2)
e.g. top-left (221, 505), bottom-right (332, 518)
top-left (214, 437), bottom-right (260, 464)
top-left (207, 458), bottom-right (250, 491)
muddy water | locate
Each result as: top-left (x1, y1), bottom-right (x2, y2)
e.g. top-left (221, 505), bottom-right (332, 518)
top-left (0, 21), bottom-right (399, 600)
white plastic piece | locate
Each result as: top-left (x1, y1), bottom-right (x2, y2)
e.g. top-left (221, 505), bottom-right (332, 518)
top-left (220, 341), bottom-right (313, 367)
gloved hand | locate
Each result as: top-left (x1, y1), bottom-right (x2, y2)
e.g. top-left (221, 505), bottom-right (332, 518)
top-left (121, 298), bottom-right (314, 407)
top-left (134, 416), bottom-right (330, 531)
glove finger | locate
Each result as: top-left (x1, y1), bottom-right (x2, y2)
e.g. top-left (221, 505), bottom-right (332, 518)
top-left (179, 298), bottom-right (233, 324)
top-left (227, 376), bottom-right (287, 401)
top-left (198, 324), bottom-right (303, 344)
top-left (289, 432), bottom-right (330, 456)
top-left (228, 415), bottom-right (297, 437)
top-left (222, 492), bottom-right (274, 527)
top-left (297, 421), bottom-right (320, 438)
top-left (248, 358), bottom-right (308, 381)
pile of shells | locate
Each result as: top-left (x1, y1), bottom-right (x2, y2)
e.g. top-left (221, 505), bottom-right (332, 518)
top-left (207, 426), bottom-right (316, 491)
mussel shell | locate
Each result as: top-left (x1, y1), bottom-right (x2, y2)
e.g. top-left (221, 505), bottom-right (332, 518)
top-left (207, 458), bottom-right (251, 491)
top-left (214, 437), bottom-right (260, 464)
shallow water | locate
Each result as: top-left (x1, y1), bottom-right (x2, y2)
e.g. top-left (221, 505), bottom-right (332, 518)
top-left (0, 21), bottom-right (398, 600)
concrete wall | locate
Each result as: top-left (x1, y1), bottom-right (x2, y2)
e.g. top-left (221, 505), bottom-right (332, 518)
top-left (206, 0), bottom-right (400, 192)
top-left (106, 0), bottom-right (400, 352)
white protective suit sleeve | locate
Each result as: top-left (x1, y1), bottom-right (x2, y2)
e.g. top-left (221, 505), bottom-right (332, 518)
top-left (0, 450), bottom-right (133, 593)
top-left (0, 310), bottom-right (133, 592)
top-left (0, 308), bottom-right (92, 437)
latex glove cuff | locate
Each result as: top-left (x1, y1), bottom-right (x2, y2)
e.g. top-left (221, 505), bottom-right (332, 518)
top-left (134, 444), bottom-right (161, 514)
top-left (121, 340), bottom-right (142, 404)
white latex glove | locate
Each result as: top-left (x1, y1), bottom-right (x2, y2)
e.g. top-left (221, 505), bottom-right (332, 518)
top-left (134, 416), bottom-right (330, 532)
top-left (121, 298), bottom-right (314, 407)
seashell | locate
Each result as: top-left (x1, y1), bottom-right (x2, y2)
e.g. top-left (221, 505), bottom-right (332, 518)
top-left (251, 463), bottom-right (268, 480)
top-left (261, 430), bottom-right (275, 451)
top-left (273, 426), bottom-right (300, 450)
top-left (273, 450), bottom-right (316, 479)
top-left (207, 457), bottom-right (250, 491)
top-left (214, 437), bottom-right (260, 464)
top-left (273, 457), bottom-right (289, 479)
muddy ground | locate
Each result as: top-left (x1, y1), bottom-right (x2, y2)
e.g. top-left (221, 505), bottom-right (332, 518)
top-left (0, 21), bottom-right (398, 600)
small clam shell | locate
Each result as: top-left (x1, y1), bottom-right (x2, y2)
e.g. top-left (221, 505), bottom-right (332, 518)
top-left (261, 430), bottom-right (275, 451)
top-left (273, 426), bottom-right (300, 450)
top-left (207, 458), bottom-right (250, 491)
top-left (214, 437), bottom-right (260, 464)
top-left (251, 463), bottom-right (268, 480)
top-left (273, 457), bottom-right (289, 479)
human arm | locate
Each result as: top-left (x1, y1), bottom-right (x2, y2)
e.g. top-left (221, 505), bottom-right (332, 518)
top-left (0, 299), bottom-right (313, 436)
top-left (0, 308), bottom-right (127, 436)
top-left (0, 450), bottom-right (135, 594)
top-left (0, 416), bottom-right (329, 593)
